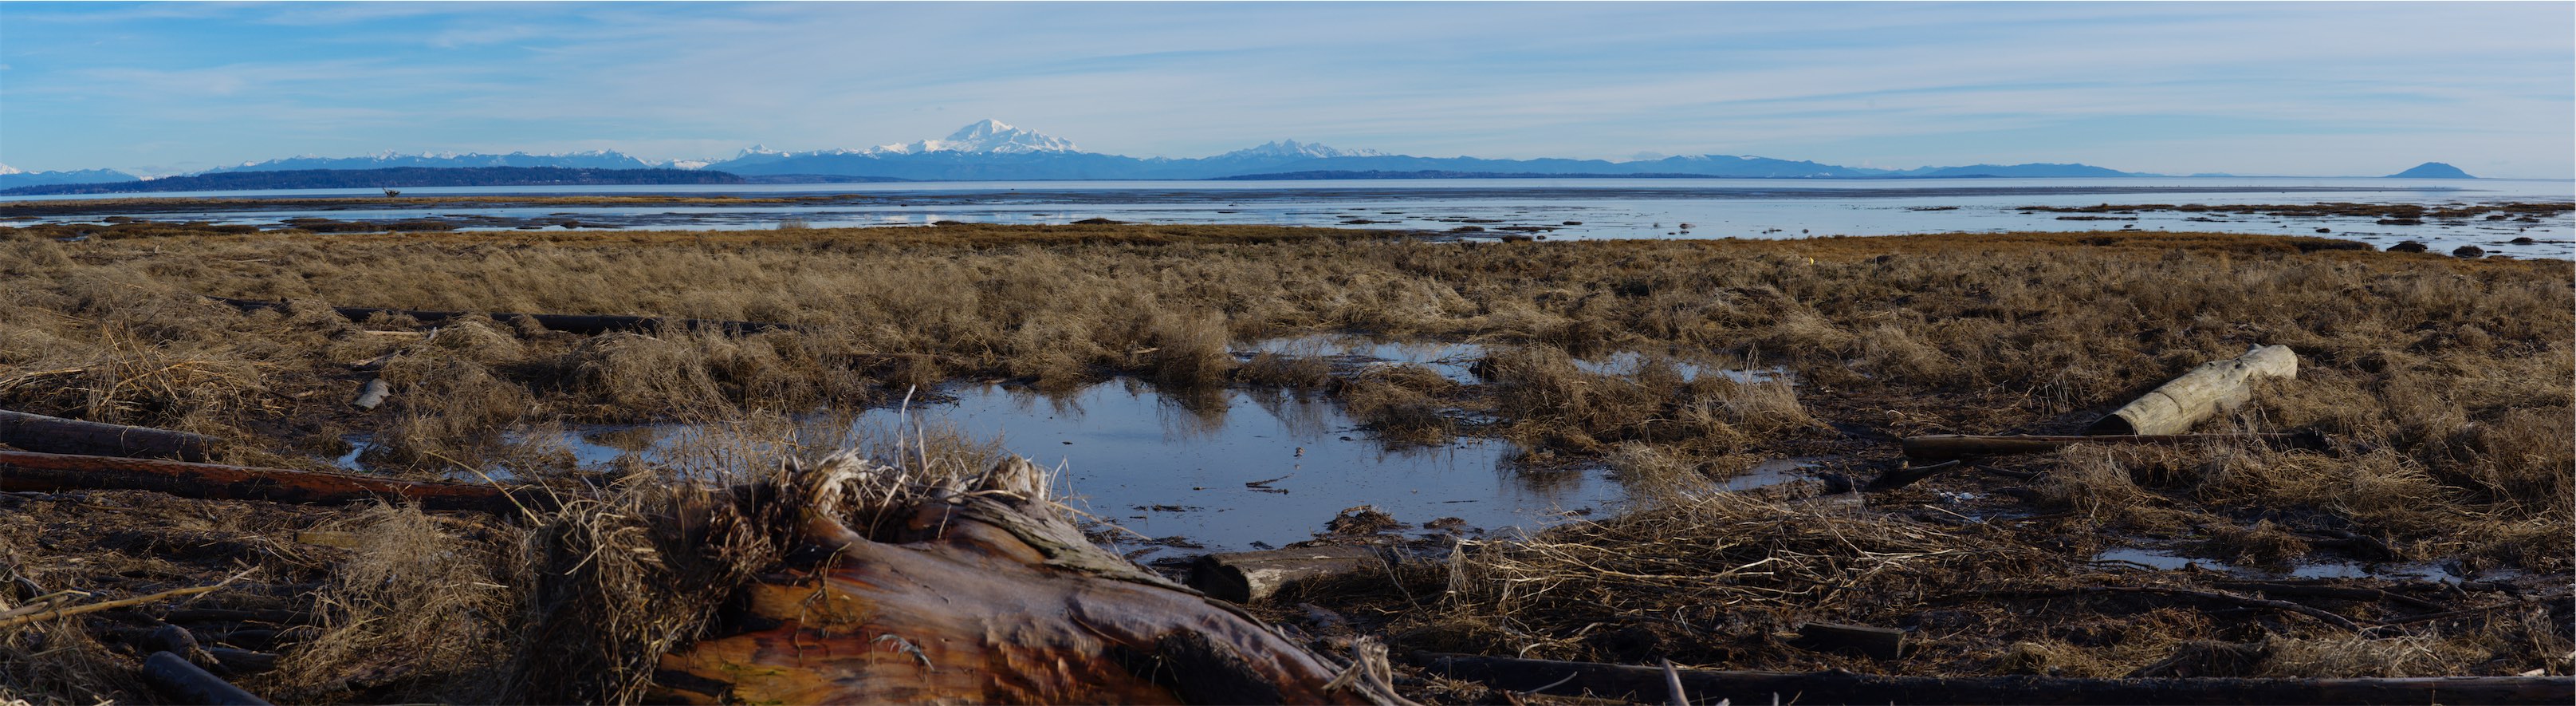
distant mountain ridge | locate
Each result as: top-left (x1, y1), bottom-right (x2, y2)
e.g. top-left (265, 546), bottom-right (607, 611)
top-left (687, 121), bottom-right (2159, 180)
top-left (0, 167), bottom-right (741, 195)
top-left (0, 164), bottom-right (140, 190)
top-left (212, 150), bottom-right (668, 172)
top-left (35, 120), bottom-right (2497, 190)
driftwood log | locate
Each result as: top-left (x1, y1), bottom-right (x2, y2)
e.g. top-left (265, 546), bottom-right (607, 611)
top-left (0, 449), bottom-right (549, 515)
top-left (0, 408), bottom-right (218, 462)
top-left (1190, 546), bottom-right (1389, 603)
top-left (1413, 652), bottom-right (2574, 705)
top-left (351, 378), bottom-right (390, 410)
top-left (1900, 430), bottom-right (2326, 463)
top-left (210, 296), bottom-right (799, 337)
top-left (651, 455), bottom-right (1395, 705)
top-left (140, 652), bottom-right (272, 706)
top-left (2086, 345), bottom-right (2297, 436)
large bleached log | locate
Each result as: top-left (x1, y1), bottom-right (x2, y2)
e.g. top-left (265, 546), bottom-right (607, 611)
top-left (651, 456), bottom-right (1390, 705)
top-left (1901, 430), bottom-right (2326, 463)
top-left (209, 296), bottom-right (798, 337)
top-left (0, 408), bottom-right (218, 462)
top-left (1190, 546), bottom-right (1389, 603)
top-left (0, 449), bottom-right (548, 515)
top-left (1412, 652), bottom-right (2574, 705)
top-left (2086, 345), bottom-right (2298, 436)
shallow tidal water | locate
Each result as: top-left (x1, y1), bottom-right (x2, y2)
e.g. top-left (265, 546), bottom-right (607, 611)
top-left (14, 176), bottom-right (2573, 258)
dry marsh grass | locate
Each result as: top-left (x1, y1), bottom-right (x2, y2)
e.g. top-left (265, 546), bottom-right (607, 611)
top-left (2, 223), bottom-right (2570, 694)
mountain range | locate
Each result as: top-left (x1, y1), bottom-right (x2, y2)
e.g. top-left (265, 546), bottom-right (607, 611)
top-left (0, 120), bottom-right (2482, 188)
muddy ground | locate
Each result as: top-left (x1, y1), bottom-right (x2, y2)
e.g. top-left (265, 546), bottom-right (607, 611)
top-left (1, 223), bottom-right (2568, 703)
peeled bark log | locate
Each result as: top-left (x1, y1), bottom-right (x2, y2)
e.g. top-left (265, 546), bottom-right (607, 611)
top-left (1190, 546), bottom-right (1389, 603)
top-left (0, 408), bottom-right (217, 461)
top-left (651, 456), bottom-right (1387, 705)
top-left (2086, 345), bottom-right (2298, 436)
top-left (1901, 431), bottom-right (2326, 463)
top-left (210, 296), bottom-right (798, 337)
top-left (0, 449), bottom-right (549, 515)
top-left (1412, 652), bottom-right (2574, 705)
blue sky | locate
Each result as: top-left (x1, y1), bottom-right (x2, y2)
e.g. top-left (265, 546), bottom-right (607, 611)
top-left (2, 2), bottom-right (2570, 177)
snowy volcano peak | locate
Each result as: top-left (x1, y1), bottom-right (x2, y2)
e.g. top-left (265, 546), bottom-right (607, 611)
top-left (871, 119), bottom-right (1080, 155)
top-left (1218, 140), bottom-right (1386, 160)
top-left (0, 164), bottom-right (21, 176)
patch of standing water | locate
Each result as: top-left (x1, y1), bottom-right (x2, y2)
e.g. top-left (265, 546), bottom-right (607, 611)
top-left (338, 378), bottom-right (1624, 558)
top-left (2092, 546), bottom-right (2495, 583)
top-left (1241, 335), bottom-right (1487, 382)
top-left (1718, 457), bottom-right (1825, 492)
top-left (1570, 350), bottom-right (1793, 385)
top-left (1241, 335), bottom-right (1794, 385)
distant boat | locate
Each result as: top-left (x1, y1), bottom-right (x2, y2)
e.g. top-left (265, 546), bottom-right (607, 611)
top-left (383, 187), bottom-right (403, 196)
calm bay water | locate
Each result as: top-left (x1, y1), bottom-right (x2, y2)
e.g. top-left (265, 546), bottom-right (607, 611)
top-left (11, 176), bottom-right (2572, 258)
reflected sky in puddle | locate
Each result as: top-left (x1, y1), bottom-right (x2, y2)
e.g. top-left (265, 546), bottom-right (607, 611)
top-left (1719, 457), bottom-right (1824, 492)
top-left (2092, 546), bottom-right (2490, 583)
top-left (341, 378), bottom-right (1621, 556)
top-left (1241, 335), bottom-right (1792, 386)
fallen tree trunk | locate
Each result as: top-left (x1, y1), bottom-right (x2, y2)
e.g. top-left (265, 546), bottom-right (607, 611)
top-left (2086, 345), bottom-right (2297, 436)
top-left (208, 296), bottom-right (800, 337)
top-left (651, 456), bottom-right (1395, 705)
top-left (1190, 546), bottom-right (1390, 603)
top-left (1411, 652), bottom-right (2574, 705)
top-left (0, 408), bottom-right (218, 462)
top-left (0, 449), bottom-right (549, 515)
top-left (1902, 431), bottom-right (2325, 463)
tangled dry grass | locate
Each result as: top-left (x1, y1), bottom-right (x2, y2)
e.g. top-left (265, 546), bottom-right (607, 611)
top-left (1, 222), bottom-right (2568, 700)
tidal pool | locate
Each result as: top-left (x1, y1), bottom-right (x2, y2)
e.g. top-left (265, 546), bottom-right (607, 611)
top-left (343, 378), bottom-right (1625, 558)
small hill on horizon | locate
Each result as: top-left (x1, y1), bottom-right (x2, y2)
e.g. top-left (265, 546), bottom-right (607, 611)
top-left (2387, 162), bottom-right (2475, 179)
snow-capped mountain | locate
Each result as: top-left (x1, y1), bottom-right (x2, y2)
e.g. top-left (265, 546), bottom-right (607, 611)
top-left (0, 163), bottom-right (141, 190)
top-left (1214, 140), bottom-right (1387, 160)
top-left (866, 119), bottom-right (1081, 155)
top-left (210, 149), bottom-right (661, 172)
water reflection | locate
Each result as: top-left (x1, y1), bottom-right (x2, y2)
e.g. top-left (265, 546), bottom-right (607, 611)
top-left (338, 377), bottom-right (1622, 556)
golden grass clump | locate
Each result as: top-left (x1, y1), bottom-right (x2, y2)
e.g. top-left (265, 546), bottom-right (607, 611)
top-left (277, 504), bottom-right (522, 702)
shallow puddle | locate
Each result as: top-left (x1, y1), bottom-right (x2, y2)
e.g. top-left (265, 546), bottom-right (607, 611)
top-left (1241, 335), bottom-right (1791, 385)
top-left (343, 379), bottom-right (1625, 558)
top-left (1241, 335), bottom-right (1486, 382)
top-left (1718, 457), bottom-right (1825, 492)
top-left (2092, 546), bottom-right (2489, 583)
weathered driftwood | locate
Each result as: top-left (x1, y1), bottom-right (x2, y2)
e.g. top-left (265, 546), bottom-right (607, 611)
top-left (0, 449), bottom-right (548, 515)
top-left (1901, 431), bottom-right (2325, 463)
top-left (0, 408), bottom-right (217, 462)
top-left (1412, 652), bottom-right (2575, 705)
top-left (351, 378), bottom-right (390, 410)
top-left (2086, 345), bottom-right (2297, 436)
top-left (141, 651), bottom-right (273, 706)
top-left (1790, 622), bottom-right (1905, 660)
top-left (651, 456), bottom-right (1391, 705)
top-left (1190, 546), bottom-right (1389, 603)
top-left (210, 296), bottom-right (799, 337)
